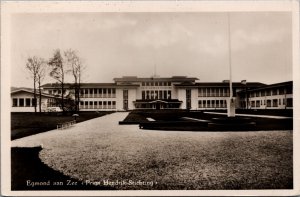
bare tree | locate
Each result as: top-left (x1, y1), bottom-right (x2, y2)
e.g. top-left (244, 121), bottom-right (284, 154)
top-left (26, 56), bottom-right (44, 113)
top-left (48, 49), bottom-right (65, 112)
top-left (37, 61), bottom-right (47, 112)
top-left (64, 49), bottom-right (84, 112)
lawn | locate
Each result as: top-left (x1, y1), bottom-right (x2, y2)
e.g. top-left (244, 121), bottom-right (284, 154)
top-left (11, 111), bottom-right (113, 140)
top-left (120, 110), bottom-right (293, 131)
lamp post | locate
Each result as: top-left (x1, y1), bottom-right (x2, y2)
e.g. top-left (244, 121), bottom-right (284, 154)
top-left (241, 80), bottom-right (247, 109)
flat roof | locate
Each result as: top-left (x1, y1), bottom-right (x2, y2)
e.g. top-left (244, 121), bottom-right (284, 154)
top-left (113, 76), bottom-right (199, 82)
top-left (175, 82), bottom-right (266, 88)
top-left (244, 81), bottom-right (292, 92)
top-left (41, 83), bottom-right (140, 88)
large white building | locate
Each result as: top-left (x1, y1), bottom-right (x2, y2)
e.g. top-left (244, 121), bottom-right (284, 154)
top-left (11, 76), bottom-right (293, 112)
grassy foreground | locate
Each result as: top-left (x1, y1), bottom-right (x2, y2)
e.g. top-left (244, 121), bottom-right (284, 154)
top-left (11, 111), bottom-right (113, 140)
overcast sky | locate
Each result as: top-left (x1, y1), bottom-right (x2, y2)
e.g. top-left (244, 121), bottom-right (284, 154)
top-left (11, 12), bottom-right (292, 87)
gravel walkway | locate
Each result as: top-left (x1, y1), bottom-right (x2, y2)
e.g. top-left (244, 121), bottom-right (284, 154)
top-left (11, 112), bottom-right (293, 189)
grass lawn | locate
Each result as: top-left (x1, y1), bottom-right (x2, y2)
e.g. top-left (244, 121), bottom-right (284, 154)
top-left (11, 111), bottom-right (113, 140)
top-left (121, 110), bottom-right (293, 131)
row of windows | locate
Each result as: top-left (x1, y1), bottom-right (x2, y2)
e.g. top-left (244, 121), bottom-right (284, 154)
top-left (198, 100), bottom-right (227, 108)
top-left (250, 98), bottom-right (293, 107)
top-left (141, 90), bottom-right (171, 100)
top-left (48, 88), bottom-right (116, 98)
top-left (198, 88), bottom-right (230, 97)
top-left (249, 87), bottom-right (292, 98)
top-left (141, 82), bottom-right (172, 86)
top-left (80, 101), bottom-right (116, 109)
top-left (12, 98), bottom-right (36, 107)
top-left (80, 88), bottom-right (116, 98)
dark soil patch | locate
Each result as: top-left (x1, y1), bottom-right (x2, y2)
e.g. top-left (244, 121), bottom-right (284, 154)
top-left (11, 111), bottom-right (113, 140)
top-left (11, 147), bottom-right (113, 190)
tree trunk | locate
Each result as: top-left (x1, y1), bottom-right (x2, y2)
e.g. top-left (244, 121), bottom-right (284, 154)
top-left (38, 80), bottom-right (42, 113)
top-left (33, 79), bottom-right (37, 113)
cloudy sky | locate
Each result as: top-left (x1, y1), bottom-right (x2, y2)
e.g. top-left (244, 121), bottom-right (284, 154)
top-left (11, 12), bottom-right (292, 87)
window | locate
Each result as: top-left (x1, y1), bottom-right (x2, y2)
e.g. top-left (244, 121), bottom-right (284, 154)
top-left (142, 82), bottom-right (145, 86)
top-left (203, 100), bottom-right (206, 108)
top-left (150, 91), bottom-right (154, 99)
top-left (198, 100), bottom-right (202, 108)
top-left (216, 88), bottom-right (220, 97)
top-left (256, 100), bottom-right (260, 107)
top-left (89, 101), bottom-right (93, 109)
top-left (198, 88), bottom-right (202, 97)
top-left (272, 89), bottom-right (278, 96)
top-left (216, 100), bottom-right (219, 108)
top-left (80, 101), bottom-right (84, 109)
top-left (287, 98), bottom-right (292, 107)
top-left (26, 98), bottom-right (31, 107)
top-left (94, 101), bottom-right (97, 109)
top-left (167, 90), bottom-right (171, 99)
top-left (279, 88), bottom-right (284, 95)
top-left (108, 101), bottom-right (111, 109)
top-left (112, 89), bottom-right (116, 97)
top-left (155, 91), bottom-right (158, 99)
top-left (163, 91), bottom-right (167, 99)
top-left (207, 100), bottom-right (211, 108)
top-left (99, 101), bottom-right (102, 109)
top-left (103, 101), bottom-right (107, 109)
top-left (32, 98), bottom-right (37, 106)
top-left (49, 90), bottom-right (53, 95)
top-left (167, 82), bottom-right (171, 86)
top-left (89, 89), bottom-right (93, 97)
top-left (159, 91), bottom-right (162, 99)
top-left (267, 100), bottom-right (271, 107)
top-left (146, 91), bottom-right (150, 100)
top-left (142, 91), bottom-right (145, 100)
top-left (85, 101), bottom-right (88, 109)
top-left (85, 89), bottom-right (88, 98)
top-left (273, 99), bottom-right (278, 107)
top-left (12, 98), bottom-right (18, 107)
top-left (266, 90), bottom-right (271, 96)
top-left (94, 89), bottom-right (98, 97)
top-left (261, 90), bottom-right (265, 96)
top-left (112, 101), bottom-right (116, 109)
top-left (255, 91), bottom-right (260, 97)
top-left (99, 88), bottom-right (102, 97)
top-left (286, 87), bottom-right (292, 94)
top-left (279, 99), bottom-right (281, 105)
top-left (212, 100), bottom-right (215, 108)
top-left (207, 88), bottom-right (210, 97)
top-left (251, 101), bottom-right (255, 108)
top-left (19, 98), bottom-right (24, 107)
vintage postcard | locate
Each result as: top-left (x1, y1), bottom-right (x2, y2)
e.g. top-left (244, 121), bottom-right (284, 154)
top-left (1, 1), bottom-right (299, 196)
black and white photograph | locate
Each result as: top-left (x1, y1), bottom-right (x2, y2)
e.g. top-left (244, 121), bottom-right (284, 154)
top-left (1, 1), bottom-right (299, 196)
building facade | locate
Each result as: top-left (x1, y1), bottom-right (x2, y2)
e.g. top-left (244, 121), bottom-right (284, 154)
top-left (11, 89), bottom-right (59, 112)
top-left (35, 76), bottom-right (293, 111)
